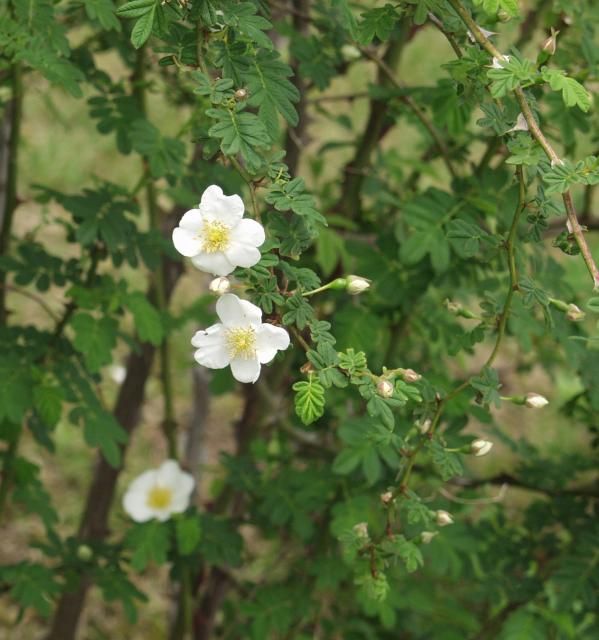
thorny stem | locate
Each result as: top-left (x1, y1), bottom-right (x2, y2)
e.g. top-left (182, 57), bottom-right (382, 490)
top-left (133, 48), bottom-right (178, 460)
top-left (446, 0), bottom-right (599, 290)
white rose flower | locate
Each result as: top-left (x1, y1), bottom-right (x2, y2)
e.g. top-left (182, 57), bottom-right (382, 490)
top-left (435, 510), bottom-right (454, 527)
top-left (123, 460), bottom-right (195, 523)
top-left (191, 293), bottom-right (290, 383)
top-left (172, 185), bottom-right (265, 276)
top-left (471, 439), bottom-right (493, 457)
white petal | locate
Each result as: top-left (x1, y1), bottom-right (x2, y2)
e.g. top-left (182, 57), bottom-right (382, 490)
top-left (230, 357), bottom-right (261, 383)
top-left (255, 324), bottom-right (291, 363)
top-left (224, 242), bottom-right (261, 269)
top-left (192, 325), bottom-right (230, 369)
top-left (191, 251), bottom-right (235, 276)
top-left (178, 208), bottom-right (204, 232)
top-left (199, 185), bottom-right (244, 226)
top-left (170, 473), bottom-right (195, 513)
top-left (216, 294), bottom-right (262, 327)
top-left (173, 227), bottom-right (200, 257)
top-left (156, 459), bottom-right (183, 487)
top-left (230, 218), bottom-right (265, 247)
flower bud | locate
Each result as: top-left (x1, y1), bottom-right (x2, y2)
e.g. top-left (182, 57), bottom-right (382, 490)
top-left (470, 439), bottom-right (493, 457)
top-left (418, 419), bottom-right (432, 435)
top-left (525, 393), bottom-right (549, 409)
top-left (346, 275), bottom-right (371, 295)
top-left (353, 522), bottom-right (369, 540)
top-left (401, 368), bottom-right (421, 383)
top-left (566, 304), bottom-right (585, 322)
top-left (421, 531), bottom-right (438, 544)
top-left (209, 276), bottom-right (231, 295)
top-left (234, 88), bottom-right (248, 101)
top-left (380, 491), bottom-right (393, 505)
top-left (435, 510), bottom-right (454, 527)
top-left (541, 28), bottom-right (559, 56)
top-left (376, 379), bottom-right (394, 398)
top-left (497, 9), bottom-right (511, 22)
top-left (76, 544), bottom-right (93, 562)
top-left (341, 44), bottom-right (361, 62)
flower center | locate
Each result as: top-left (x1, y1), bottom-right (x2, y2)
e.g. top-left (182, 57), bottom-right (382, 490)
top-left (201, 220), bottom-right (230, 253)
top-left (146, 485), bottom-right (173, 510)
top-left (226, 327), bottom-right (256, 359)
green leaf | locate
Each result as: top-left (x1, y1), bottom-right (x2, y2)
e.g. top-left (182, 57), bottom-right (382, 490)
top-left (246, 50), bottom-right (299, 137)
top-left (0, 354), bottom-right (33, 424)
top-left (357, 5), bottom-right (401, 45)
top-left (33, 384), bottom-right (63, 426)
top-left (175, 515), bottom-right (202, 555)
top-left (83, 411), bottom-right (128, 467)
top-left (446, 219), bottom-right (491, 258)
top-left (500, 610), bottom-right (547, 640)
top-left (282, 292), bottom-right (315, 329)
top-left (542, 68), bottom-right (591, 112)
top-left (470, 366), bottom-right (502, 407)
top-left (126, 291), bottom-right (164, 346)
top-left (84, 0), bottom-right (121, 30)
top-left (292, 375), bottom-right (325, 425)
top-left (207, 107), bottom-right (270, 172)
top-left (380, 534), bottom-right (424, 573)
top-left (428, 439), bottom-right (463, 481)
top-left (0, 563), bottom-right (61, 617)
top-left (131, 5), bottom-right (156, 49)
top-left (71, 313), bottom-right (118, 372)
top-left (265, 178), bottom-right (326, 226)
top-left (125, 521), bottom-right (170, 571)
top-left (116, 0), bottom-right (155, 18)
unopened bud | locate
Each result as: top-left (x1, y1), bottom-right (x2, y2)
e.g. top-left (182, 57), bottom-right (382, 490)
top-left (209, 276), bottom-right (231, 295)
top-left (566, 304), bottom-right (585, 322)
top-left (353, 522), bottom-right (369, 540)
top-left (525, 393), bottom-right (549, 409)
top-left (421, 531), bottom-right (438, 544)
top-left (341, 44), bottom-right (361, 62)
top-left (380, 491), bottom-right (393, 505)
top-left (444, 299), bottom-right (476, 319)
top-left (346, 275), bottom-right (371, 295)
top-left (497, 9), bottom-right (511, 22)
top-left (377, 379), bottom-right (394, 398)
top-left (234, 88), bottom-right (248, 101)
top-left (418, 419), bottom-right (432, 435)
top-left (77, 545), bottom-right (93, 561)
top-left (435, 510), bottom-right (454, 527)
top-left (470, 439), bottom-right (493, 457)
top-left (401, 368), bottom-right (421, 383)
top-left (541, 28), bottom-right (559, 56)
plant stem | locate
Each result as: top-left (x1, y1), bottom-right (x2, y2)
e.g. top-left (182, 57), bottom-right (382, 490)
top-left (446, 0), bottom-right (599, 290)
top-left (0, 63), bottom-right (23, 324)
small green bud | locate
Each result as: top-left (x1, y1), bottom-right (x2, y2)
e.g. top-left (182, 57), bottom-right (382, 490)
top-left (77, 545), bottom-right (93, 562)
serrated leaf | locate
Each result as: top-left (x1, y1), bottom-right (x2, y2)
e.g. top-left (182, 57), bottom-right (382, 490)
top-left (131, 5), bottom-right (155, 49)
top-left (125, 521), bottom-right (170, 571)
top-left (71, 313), bottom-right (118, 372)
top-left (428, 439), bottom-right (463, 481)
top-left (116, 0), bottom-right (155, 18)
top-left (126, 292), bottom-right (163, 346)
top-left (175, 515), bottom-right (202, 555)
top-left (292, 376), bottom-right (325, 425)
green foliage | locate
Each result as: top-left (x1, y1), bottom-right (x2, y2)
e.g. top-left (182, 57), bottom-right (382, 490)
top-left (292, 375), bottom-right (326, 425)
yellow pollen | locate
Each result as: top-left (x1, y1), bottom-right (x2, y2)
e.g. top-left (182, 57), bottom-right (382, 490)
top-left (226, 327), bottom-right (256, 359)
top-left (146, 485), bottom-right (173, 510)
top-left (201, 221), bottom-right (230, 253)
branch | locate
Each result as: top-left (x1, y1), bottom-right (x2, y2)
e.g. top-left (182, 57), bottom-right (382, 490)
top-left (446, 0), bottom-right (599, 290)
top-left (454, 473), bottom-right (599, 499)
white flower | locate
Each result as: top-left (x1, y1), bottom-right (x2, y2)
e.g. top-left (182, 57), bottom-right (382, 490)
top-left (123, 460), bottom-right (195, 523)
top-left (346, 275), bottom-right (371, 295)
top-left (525, 392), bottom-right (549, 409)
top-left (109, 365), bottom-right (127, 384)
top-left (353, 522), bottom-right (369, 540)
top-left (435, 510), bottom-right (454, 527)
top-left (507, 113), bottom-right (529, 133)
top-left (471, 439), bottom-right (493, 457)
top-left (172, 185), bottom-right (265, 276)
top-left (209, 276), bottom-right (231, 295)
top-left (490, 55), bottom-right (510, 69)
top-left (191, 294), bottom-right (290, 383)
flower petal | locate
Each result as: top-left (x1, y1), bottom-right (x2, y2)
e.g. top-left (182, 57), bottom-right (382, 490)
top-left (156, 459), bottom-right (183, 486)
top-left (216, 294), bottom-right (262, 327)
top-left (230, 357), bottom-right (261, 383)
top-left (173, 227), bottom-right (200, 257)
top-left (230, 218), bottom-right (265, 247)
top-left (255, 324), bottom-right (291, 363)
top-left (170, 473), bottom-right (195, 513)
top-left (192, 325), bottom-right (230, 369)
top-left (224, 242), bottom-right (261, 269)
top-left (178, 208), bottom-right (204, 232)
top-left (199, 185), bottom-right (244, 225)
top-left (191, 251), bottom-right (235, 276)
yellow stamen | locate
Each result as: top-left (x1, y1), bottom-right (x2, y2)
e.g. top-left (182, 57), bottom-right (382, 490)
top-left (201, 221), bottom-right (230, 253)
top-left (146, 485), bottom-right (173, 510)
top-left (226, 327), bottom-right (256, 359)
